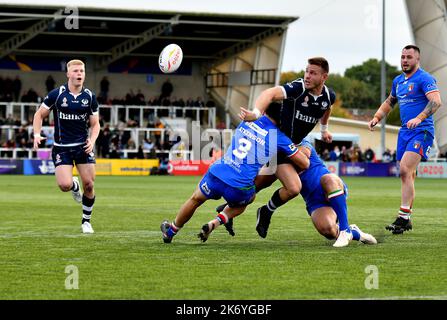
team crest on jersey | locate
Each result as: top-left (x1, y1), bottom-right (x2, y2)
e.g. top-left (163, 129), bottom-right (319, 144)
top-left (288, 144), bottom-right (297, 152)
top-left (322, 101), bottom-right (329, 109)
top-left (61, 97), bottom-right (68, 107)
top-left (201, 182), bottom-right (211, 195)
top-left (413, 141), bottom-right (421, 150)
top-left (301, 96), bottom-right (309, 107)
top-left (408, 83), bottom-right (414, 92)
top-left (81, 99), bottom-right (89, 107)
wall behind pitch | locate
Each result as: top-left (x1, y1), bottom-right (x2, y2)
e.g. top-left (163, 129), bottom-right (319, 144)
top-left (0, 62), bottom-right (206, 102)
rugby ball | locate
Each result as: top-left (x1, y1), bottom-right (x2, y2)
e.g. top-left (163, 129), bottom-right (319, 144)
top-left (159, 44), bottom-right (183, 73)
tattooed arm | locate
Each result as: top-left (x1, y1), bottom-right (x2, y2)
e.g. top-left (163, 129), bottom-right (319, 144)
top-left (407, 91), bottom-right (442, 129)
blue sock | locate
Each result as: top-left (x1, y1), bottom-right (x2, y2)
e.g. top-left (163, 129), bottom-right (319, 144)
top-left (350, 227), bottom-right (360, 241)
top-left (167, 228), bottom-right (176, 238)
top-left (328, 190), bottom-right (350, 232)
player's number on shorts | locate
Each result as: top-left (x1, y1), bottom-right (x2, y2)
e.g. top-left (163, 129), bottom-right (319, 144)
top-left (233, 138), bottom-right (252, 159)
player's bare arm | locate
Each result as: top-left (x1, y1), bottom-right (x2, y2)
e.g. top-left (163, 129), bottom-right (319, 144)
top-left (84, 114), bottom-right (101, 154)
top-left (32, 105), bottom-right (50, 149)
top-left (289, 148), bottom-right (310, 171)
top-left (239, 86), bottom-right (284, 121)
top-left (320, 108), bottom-right (333, 143)
top-left (407, 91), bottom-right (442, 129)
top-left (368, 94), bottom-right (396, 131)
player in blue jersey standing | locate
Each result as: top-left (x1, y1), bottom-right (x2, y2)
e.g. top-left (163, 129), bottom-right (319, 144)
top-left (160, 103), bottom-right (310, 243)
top-left (33, 59), bottom-right (100, 234)
top-left (368, 45), bottom-right (442, 234)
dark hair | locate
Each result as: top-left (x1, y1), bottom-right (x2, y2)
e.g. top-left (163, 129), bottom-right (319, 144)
top-left (265, 102), bottom-right (282, 124)
top-left (403, 45), bottom-right (420, 54)
top-left (308, 57), bottom-right (329, 73)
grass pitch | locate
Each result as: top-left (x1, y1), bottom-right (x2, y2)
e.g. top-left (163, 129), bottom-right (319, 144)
top-left (0, 175), bottom-right (446, 300)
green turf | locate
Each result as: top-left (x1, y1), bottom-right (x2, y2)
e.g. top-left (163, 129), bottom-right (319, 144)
top-left (0, 175), bottom-right (446, 300)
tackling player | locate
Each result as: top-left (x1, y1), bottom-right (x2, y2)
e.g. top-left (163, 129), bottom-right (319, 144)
top-left (218, 57), bottom-right (336, 236)
top-left (33, 59), bottom-right (100, 234)
top-left (160, 103), bottom-right (310, 243)
top-left (294, 139), bottom-right (376, 247)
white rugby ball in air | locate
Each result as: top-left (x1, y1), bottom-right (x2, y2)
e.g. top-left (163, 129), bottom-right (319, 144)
top-left (159, 44), bottom-right (183, 73)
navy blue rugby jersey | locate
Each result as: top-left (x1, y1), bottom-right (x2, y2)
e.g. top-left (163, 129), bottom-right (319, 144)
top-left (279, 78), bottom-right (336, 143)
top-left (42, 84), bottom-right (99, 146)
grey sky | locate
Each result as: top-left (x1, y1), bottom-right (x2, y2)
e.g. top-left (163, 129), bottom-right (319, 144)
top-left (3, 0), bottom-right (413, 74)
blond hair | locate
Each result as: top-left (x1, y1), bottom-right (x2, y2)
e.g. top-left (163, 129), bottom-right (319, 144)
top-left (66, 59), bottom-right (85, 71)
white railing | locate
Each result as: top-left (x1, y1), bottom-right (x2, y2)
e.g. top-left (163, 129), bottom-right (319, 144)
top-left (0, 102), bottom-right (216, 128)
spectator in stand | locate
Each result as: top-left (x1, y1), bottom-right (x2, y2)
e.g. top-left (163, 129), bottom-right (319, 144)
top-left (329, 146), bottom-right (340, 161)
top-left (137, 145), bottom-right (145, 159)
top-left (148, 96), bottom-right (160, 106)
top-left (160, 79), bottom-right (173, 101)
top-left (143, 138), bottom-right (154, 151)
top-left (364, 147), bottom-right (375, 162)
top-left (45, 75), bottom-right (56, 93)
top-left (216, 118), bottom-right (226, 130)
top-left (3, 77), bottom-right (13, 102)
top-left (340, 145), bottom-right (349, 162)
top-left (135, 89), bottom-right (145, 105)
top-left (154, 118), bottom-right (164, 149)
top-left (12, 76), bottom-right (22, 102)
top-left (321, 148), bottom-right (330, 161)
top-left (126, 138), bottom-right (136, 150)
top-left (14, 126), bottom-right (28, 146)
top-left (100, 76), bottom-right (110, 102)
top-left (382, 148), bottom-right (392, 163)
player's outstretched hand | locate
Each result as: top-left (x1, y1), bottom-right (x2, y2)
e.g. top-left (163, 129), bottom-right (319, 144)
top-left (406, 117), bottom-right (422, 129)
top-left (239, 107), bottom-right (258, 122)
top-left (321, 130), bottom-right (333, 143)
top-left (33, 135), bottom-right (46, 150)
top-left (84, 138), bottom-right (95, 154)
top-left (368, 117), bottom-right (379, 131)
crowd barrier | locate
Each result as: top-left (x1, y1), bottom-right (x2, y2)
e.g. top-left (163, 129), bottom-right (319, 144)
top-left (0, 159), bottom-right (159, 176)
top-left (1, 159), bottom-right (446, 178)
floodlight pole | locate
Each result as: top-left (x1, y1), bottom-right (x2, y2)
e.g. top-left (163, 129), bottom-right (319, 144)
top-left (380, 0), bottom-right (386, 159)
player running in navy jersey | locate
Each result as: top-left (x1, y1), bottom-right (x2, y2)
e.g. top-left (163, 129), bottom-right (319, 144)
top-left (217, 57), bottom-right (336, 237)
top-left (160, 103), bottom-right (310, 243)
top-left (33, 59), bottom-right (100, 234)
top-left (296, 139), bottom-right (377, 247)
top-left (368, 45), bottom-right (442, 234)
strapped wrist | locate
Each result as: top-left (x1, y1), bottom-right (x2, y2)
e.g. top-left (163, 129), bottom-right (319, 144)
top-left (253, 108), bottom-right (262, 119)
top-left (320, 124), bottom-right (328, 132)
top-left (34, 133), bottom-right (41, 138)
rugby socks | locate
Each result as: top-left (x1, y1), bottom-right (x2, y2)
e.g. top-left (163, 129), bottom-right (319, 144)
top-left (167, 222), bottom-right (180, 238)
top-left (349, 226), bottom-right (361, 241)
top-left (207, 212), bottom-right (229, 231)
top-left (82, 195), bottom-right (95, 224)
top-left (265, 189), bottom-right (286, 214)
top-left (71, 181), bottom-right (80, 192)
top-left (328, 189), bottom-right (350, 232)
top-left (398, 206), bottom-right (412, 220)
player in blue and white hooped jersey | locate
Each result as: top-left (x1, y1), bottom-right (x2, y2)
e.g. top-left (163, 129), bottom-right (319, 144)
top-left (160, 103), bottom-right (310, 243)
top-left (368, 45), bottom-right (443, 234)
top-left (33, 59), bottom-right (100, 234)
top-left (297, 139), bottom-right (377, 247)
